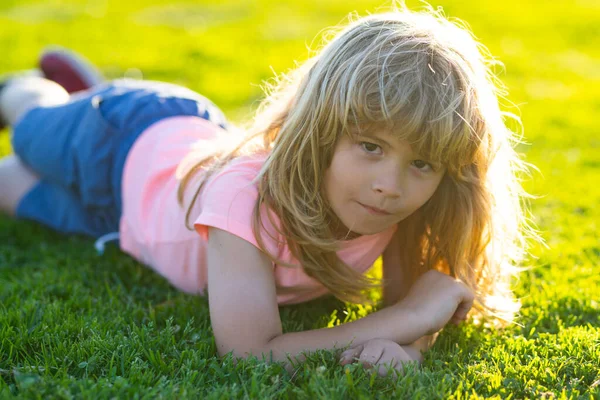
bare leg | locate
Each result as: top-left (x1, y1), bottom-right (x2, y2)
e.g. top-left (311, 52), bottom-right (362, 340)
top-left (0, 76), bottom-right (69, 125)
top-left (0, 155), bottom-right (40, 216)
top-left (0, 76), bottom-right (70, 216)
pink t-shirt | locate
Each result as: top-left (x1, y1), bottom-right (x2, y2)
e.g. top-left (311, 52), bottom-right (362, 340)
top-left (119, 116), bottom-right (397, 305)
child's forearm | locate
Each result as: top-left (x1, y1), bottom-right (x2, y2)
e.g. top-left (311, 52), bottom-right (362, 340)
top-left (253, 305), bottom-right (425, 364)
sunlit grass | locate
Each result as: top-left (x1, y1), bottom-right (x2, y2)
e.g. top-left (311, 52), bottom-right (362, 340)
top-left (1, 0), bottom-right (599, 397)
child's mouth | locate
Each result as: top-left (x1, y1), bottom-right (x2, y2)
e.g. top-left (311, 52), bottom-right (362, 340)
top-left (358, 202), bottom-right (392, 216)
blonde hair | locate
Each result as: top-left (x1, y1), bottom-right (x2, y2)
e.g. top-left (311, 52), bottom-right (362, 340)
top-left (177, 4), bottom-right (538, 324)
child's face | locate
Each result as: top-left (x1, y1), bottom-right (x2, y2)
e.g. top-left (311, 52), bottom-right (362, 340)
top-left (324, 129), bottom-right (446, 238)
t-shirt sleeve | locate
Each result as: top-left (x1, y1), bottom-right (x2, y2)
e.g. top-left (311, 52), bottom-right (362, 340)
top-left (193, 164), bottom-right (279, 254)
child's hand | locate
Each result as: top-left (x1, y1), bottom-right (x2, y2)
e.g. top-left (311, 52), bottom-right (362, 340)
top-left (339, 339), bottom-right (418, 377)
top-left (398, 269), bottom-right (474, 335)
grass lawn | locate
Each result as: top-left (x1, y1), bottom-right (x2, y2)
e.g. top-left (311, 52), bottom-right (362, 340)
top-left (1, 0), bottom-right (599, 398)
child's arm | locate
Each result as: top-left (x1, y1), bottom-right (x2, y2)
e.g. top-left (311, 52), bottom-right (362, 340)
top-left (381, 229), bottom-right (409, 308)
top-left (382, 232), bottom-right (468, 361)
top-left (206, 228), bottom-right (473, 365)
top-left (382, 232), bottom-right (440, 360)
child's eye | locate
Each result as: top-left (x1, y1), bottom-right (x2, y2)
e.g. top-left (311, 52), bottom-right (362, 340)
top-left (360, 142), bottom-right (382, 155)
top-left (412, 160), bottom-right (434, 171)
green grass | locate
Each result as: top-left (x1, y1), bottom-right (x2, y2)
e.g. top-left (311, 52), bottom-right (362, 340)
top-left (1, 0), bottom-right (599, 398)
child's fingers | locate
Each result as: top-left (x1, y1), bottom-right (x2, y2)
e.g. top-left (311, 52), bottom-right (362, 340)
top-left (376, 362), bottom-right (399, 378)
top-left (450, 309), bottom-right (469, 325)
top-left (454, 289), bottom-right (475, 319)
top-left (357, 342), bottom-right (384, 368)
top-left (339, 344), bottom-right (364, 365)
top-left (450, 299), bottom-right (472, 323)
top-left (374, 352), bottom-right (399, 377)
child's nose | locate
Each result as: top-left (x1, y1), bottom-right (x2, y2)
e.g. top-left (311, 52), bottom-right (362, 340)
top-left (371, 169), bottom-right (404, 198)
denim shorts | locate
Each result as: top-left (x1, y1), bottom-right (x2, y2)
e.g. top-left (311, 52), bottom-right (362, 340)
top-left (13, 79), bottom-right (228, 238)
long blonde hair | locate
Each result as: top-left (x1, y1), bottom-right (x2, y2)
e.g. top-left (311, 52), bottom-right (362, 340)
top-left (177, 4), bottom-right (538, 323)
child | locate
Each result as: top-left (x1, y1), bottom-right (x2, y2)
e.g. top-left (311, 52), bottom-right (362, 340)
top-left (0, 6), bottom-right (534, 377)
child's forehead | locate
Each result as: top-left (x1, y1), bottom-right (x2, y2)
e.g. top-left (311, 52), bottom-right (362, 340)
top-left (348, 124), bottom-right (414, 147)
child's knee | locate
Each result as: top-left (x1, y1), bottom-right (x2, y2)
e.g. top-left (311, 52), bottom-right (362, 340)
top-left (0, 77), bottom-right (69, 126)
top-left (0, 155), bottom-right (40, 216)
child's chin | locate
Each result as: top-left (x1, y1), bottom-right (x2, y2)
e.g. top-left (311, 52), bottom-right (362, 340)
top-left (341, 225), bottom-right (387, 238)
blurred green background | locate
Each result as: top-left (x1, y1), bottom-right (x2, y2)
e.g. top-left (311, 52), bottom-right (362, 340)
top-left (1, 0), bottom-right (599, 397)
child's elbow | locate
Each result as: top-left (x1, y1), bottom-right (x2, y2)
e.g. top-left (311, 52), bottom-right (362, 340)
top-left (215, 332), bottom-right (281, 361)
top-left (216, 342), bottom-right (271, 362)
top-left (218, 346), bottom-right (297, 376)
top-left (216, 345), bottom-right (249, 360)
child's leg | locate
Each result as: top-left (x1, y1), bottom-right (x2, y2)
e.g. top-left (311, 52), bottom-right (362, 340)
top-left (0, 154), bottom-right (118, 237)
top-left (0, 76), bottom-right (69, 126)
top-left (0, 155), bottom-right (39, 216)
top-left (1, 73), bottom-right (229, 239)
top-left (0, 77), bottom-right (118, 236)
top-left (0, 72), bottom-right (126, 237)
top-left (0, 77), bottom-right (70, 216)
top-left (0, 46), bottom-right (104, 129)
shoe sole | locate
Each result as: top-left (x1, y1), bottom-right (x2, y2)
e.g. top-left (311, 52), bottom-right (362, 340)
top-left (40, 47), bottom-right (104, 93)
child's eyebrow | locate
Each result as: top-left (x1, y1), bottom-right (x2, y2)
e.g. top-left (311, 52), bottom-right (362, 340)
top-left (355, 131), bottom-right (390, 144)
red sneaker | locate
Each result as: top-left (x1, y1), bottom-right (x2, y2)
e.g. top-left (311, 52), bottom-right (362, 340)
top-left (39, 46), bottom-right (104, 93)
